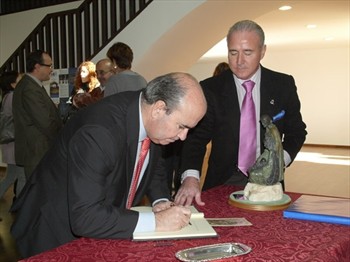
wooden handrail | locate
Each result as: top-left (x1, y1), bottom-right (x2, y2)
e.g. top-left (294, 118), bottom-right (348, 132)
top-left (0, 0), bottom-right (152, 73)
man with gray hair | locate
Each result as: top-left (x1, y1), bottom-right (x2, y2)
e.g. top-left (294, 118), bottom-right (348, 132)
top-left (175, 20), bottom-right (307, 206)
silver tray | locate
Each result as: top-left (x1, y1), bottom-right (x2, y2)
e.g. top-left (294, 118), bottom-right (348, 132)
top-left (175, 242), bottom-right (252, 261)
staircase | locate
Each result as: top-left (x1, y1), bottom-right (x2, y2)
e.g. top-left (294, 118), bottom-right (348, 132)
top-left (0, 0), bottom-right (153, 73)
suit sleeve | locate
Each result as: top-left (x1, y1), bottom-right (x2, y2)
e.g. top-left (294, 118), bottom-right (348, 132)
top-left (67, 125), bottom-right (138, 239)
top-left (280, 76), bottom-right (307, 164)
top-left (178, 84), bottom-right (216, 174)
top-left (145, 151), bottom-right (172, 203)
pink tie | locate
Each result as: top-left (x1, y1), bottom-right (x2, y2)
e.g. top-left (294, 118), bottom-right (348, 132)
top-left (238, 80), bottom-right (256, 175)
top-left (126, 138), bottom-right (151, 209)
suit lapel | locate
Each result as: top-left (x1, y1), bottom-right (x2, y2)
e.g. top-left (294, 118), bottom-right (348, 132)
top-left (26, 75), bottom-right (59, 109)
top-left (126, 100), bottom-right (140, 184)
top-left (222, 72), bottom-right (240, 142)
top-left (260, 66), bottom-right (278, 117)
top-left (259, 66), bottom-right (281, 150)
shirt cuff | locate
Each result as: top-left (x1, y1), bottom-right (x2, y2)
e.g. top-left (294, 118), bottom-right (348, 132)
top-left (152, 198), bottom-right (169, 207)
top-left (284, 150), bottom-right (292, 167)
top-left (181, 169), bottom-right (200, 184)
top-left (134, 212), bottom-right (155, 233)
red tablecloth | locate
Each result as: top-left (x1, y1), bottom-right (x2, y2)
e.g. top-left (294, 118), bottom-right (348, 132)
top-left (21, 185), bottom-right (350, 261)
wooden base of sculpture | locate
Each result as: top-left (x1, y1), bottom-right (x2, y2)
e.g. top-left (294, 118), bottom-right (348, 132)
top-left (228, 190), bottom-right (291, 211)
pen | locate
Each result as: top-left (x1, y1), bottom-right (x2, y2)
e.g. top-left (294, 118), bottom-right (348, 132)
top-left (170, 202), bottom-right (192, 225)
top-left (272, 110), bottom-right (285, 122)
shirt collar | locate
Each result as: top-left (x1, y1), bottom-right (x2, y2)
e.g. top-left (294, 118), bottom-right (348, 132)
top-left (27, 73), bottom-right (43, 87)
top-left (234, 66), bottom-right (261, 85)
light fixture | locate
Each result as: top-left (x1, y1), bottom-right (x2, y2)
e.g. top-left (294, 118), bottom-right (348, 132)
top-left (279, 6), bottom-right (292, 11)
top-left (306, 24), bottom-right (317, 29)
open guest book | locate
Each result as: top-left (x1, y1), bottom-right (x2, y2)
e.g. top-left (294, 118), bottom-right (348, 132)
top-left (131, 206), bottom-right (218, 241)
top-left (283, 195), bottom-right (350, 226)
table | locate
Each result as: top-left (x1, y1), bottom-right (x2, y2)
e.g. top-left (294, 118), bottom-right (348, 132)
top-left (20, 185), bottom-right (350, 261)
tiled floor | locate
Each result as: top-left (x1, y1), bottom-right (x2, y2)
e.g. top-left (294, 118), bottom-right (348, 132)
top-left (0, 145), bottom-right (349, 261)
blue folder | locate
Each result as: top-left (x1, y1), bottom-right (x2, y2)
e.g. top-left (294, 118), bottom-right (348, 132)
top-left (283, 195), bottom-right (350, 226)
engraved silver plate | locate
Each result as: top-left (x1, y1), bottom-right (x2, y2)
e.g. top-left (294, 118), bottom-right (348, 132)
top-left (175, 242), bottom-right (252, 261)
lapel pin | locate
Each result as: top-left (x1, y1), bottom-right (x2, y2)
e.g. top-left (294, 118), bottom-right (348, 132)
top-left (270, 99), bottom-right (274, 105)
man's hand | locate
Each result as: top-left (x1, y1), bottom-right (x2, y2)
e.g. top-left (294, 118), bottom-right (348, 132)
top-left (155, 206), bottom-right (191, 232)
top-left (174, 177), bottom-right (205, 206)
top-left (152, 201), bottom-right (173, 213)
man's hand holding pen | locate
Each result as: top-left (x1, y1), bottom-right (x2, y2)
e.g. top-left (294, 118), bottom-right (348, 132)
top-left (153, 201), bottom-right (192, 232)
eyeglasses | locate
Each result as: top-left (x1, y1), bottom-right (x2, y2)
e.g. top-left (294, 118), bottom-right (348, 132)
top-left (39, 63), bottom-right (53, 69)
top-left (96, 70), bottom-right (112, 76)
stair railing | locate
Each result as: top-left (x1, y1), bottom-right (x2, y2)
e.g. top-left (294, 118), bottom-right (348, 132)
top-left (0, 0), bottom-right (153, 73)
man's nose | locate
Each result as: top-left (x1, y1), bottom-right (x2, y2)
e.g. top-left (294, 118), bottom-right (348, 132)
top-left (178, 129), bottom-right (189, 141)
top-left (237, 53), bottom-right (246, 65)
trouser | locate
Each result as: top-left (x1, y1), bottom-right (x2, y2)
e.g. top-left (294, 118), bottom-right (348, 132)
top-left (0, 164), bottom-right (26, 198)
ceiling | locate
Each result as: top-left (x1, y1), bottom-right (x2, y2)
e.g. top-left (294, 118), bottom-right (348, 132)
top-left (202, 0), bottom-right (349, 59)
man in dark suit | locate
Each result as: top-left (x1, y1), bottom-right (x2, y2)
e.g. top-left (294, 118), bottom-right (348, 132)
top-left (12, 50), bottom-right (63, 178)
top-left (174, 20), bottom-right (307, 206)
top-left (11, 72), bottom-right (207, 258)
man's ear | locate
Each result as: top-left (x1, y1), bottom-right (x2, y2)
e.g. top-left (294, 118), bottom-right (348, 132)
top-left (151, 100), bottom-right (167, 119)
top-left (34, 63), bottom-right (41, 71)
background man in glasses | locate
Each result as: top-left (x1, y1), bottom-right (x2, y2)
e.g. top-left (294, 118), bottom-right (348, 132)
top-left (95, 58), bottom-right (115, 92)
top-left (13, 50), bottom-right (63, 179)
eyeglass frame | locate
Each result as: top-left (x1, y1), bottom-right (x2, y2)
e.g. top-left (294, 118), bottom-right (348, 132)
top-left (95, 70), bottom-right (113, 76)
top-left (39, 63), bottom-right (53, 69)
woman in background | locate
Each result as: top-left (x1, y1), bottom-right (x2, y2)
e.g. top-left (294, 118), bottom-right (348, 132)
top-left (72, 60), bottom-right (101, 108)
top-left (213, 62), bottom-right (230, 76)
top-left (64, 61), bottom-right (100, 122)
top-left (0, 71), bottom-right (26, 200)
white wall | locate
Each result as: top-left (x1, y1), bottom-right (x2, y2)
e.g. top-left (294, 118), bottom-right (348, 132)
top-left (92, 0), bottom-right (205, 77)
top-left (264, 46), bottom-right (349, 146)
top-left (188, 45), bottom-right (350, 146)
top-left (0, 1), bottom-right (83, 63)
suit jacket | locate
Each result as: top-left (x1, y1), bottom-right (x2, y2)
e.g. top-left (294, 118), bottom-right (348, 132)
top-left (12, 74), bottom-right (63, 175)
top-left (11, 91), bottom-right (170, 258)
top-left (1, 92), bottom-right (16, 164)
top-left (73, 86), bottom-right (104, 108)
top-left (179, 66), bottom-right (307, 190)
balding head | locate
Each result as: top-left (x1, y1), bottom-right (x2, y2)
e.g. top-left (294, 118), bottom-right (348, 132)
top-left (141, 72), bottom-right (207, 145)
top-left (96, 58), bottom-right (115, 87)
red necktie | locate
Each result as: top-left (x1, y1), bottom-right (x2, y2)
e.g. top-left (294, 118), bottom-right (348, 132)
top-left (238, 80), bottom-right (256, 176)
top-left (126, 138), bottom-right (151, 209)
